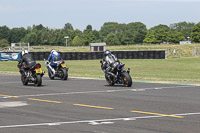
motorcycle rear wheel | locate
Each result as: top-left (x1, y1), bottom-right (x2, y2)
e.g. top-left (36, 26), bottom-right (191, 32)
top-left (60, 68), bottom-right (68, 80)
top-left (34, 74), bottom-right (42, 86)
top-left (121, 72), bottom-right (132, 87)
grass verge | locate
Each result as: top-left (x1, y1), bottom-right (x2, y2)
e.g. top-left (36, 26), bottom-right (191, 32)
top-left (30, 44), bottom-right (200, 57)
top-left (0, 57), bottom-right (200, 84)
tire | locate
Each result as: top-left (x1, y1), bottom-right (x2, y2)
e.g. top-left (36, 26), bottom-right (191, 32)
top-left (60, 68), bottom-right (68, 80)
top-left (48, 70), bottom-right (54, 80)
top-left (21, 75), bottom-right (28, 85)
top-left (121, 72), bottom-right (132, 87)
top-left (34, 74), bottom-right (42, 86)
top-left (105, 74), bottom-right (114, 86)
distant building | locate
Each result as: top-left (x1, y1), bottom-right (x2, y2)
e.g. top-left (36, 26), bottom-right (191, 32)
top-left (90, 43), bottom-right (106, 52)
top-left (180, 41), bottom-right (191, 45)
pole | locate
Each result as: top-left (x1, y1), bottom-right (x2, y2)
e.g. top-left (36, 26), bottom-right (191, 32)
top-left (64, 36), bottom-right (69, 47)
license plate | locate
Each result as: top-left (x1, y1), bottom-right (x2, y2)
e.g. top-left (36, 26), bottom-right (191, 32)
top-left (61, 64), bottom-right (66, 68)
top-left (35, 68), bottom-right (42, 73)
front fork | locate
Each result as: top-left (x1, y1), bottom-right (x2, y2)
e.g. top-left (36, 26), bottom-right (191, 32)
top-left (47, 64), bottom-right (55, 75)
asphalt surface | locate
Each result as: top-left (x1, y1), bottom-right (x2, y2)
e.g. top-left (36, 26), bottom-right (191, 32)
top-left (0, 73), bottom-right (200, 133)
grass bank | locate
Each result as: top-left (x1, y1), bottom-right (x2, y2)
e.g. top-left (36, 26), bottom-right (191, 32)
top-left (1, 57), bottom-right (200, 84)
top-left (30, 44), bottom-right (200, 57)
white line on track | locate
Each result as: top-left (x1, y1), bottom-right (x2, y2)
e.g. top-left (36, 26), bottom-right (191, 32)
top-left (0, 112), bottom-right (199, 129)
top-left (16, 85), bottom-right (194, 98)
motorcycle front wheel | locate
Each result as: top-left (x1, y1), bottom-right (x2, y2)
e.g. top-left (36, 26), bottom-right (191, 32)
top-left (121, 72), bottom-right (132, 87)
top-left (105, 74), bottom-right (114, 86)
top-left (21, 75), bottom-right (28, 85)
top-left (34, 74), bottom-right (42, 86)
top-left (48, 70), bottom-right (54, 80)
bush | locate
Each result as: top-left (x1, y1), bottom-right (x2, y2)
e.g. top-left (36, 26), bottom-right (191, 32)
top-left (0, 39), bottom-right (9, 48)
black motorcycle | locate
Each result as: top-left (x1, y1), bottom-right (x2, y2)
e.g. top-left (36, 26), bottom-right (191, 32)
top-left (18, 62), bottom-right (44, 86)
top-left (46, 60), bottom-right (68, 80)
top-left (100, 60), bottom-right (132, 87)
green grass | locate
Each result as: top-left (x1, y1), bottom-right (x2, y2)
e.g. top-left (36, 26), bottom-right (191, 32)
top-left (1, 57), bottom-right (200, 84)
top-left (30, 44), bottom-right (200, 57)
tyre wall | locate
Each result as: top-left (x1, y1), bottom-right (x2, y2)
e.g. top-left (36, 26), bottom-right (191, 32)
top-left (30, 50), bottom-right (165, 60)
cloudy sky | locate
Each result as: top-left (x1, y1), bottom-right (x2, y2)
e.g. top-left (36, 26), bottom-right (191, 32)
top-left (0, 0), bottom-right (199, 30)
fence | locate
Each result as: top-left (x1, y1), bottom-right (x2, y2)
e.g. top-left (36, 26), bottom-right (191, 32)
top-left (193, 47), bottom-right (200, 56)
top-left (29, 50), bottom-right (165, 60)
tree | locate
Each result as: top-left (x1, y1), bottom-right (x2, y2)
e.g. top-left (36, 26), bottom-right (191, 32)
top-left (168, 31), bottom-right (185, 43)
top-left (100, 22), bottom-right (119, 37)
top-left (105, 33), bottom-right (120, 45)
top-left (21, 33), bottom-right (38, 45)
top-left (0, 39), bottom-right (9, 48)
top-left (191, 22), bottom-right (200, 43)
top-left (120, 33), bottom-right (130, 45)
top-left (84, 25), bottom-right (92, 33)
top-left (170, 21), bottom-right (195, 38)
top-left (55, 30), bottom-right (65, 46)
top-left (72, 36), bottom-right (84, 46)
top-left (151, 24), bottom-right (170, 43)
top-left (64, 23), bottom-right (74, 31)
top-left (10, 27), bottom-right (27, 43)
top-left (92, 30), bottom-right (102, 42)
top-left (83, 31), bottom-right (95, 46)
top-left (34, 24), bottom-right (45, 31)
top-left (37, 28), bottom-right (50, 45)
top-left (0, 26), bottom-right (10, 42)
top-left (143, 29), bottom-right (157, 44)
top-left (126, 22), bottom-right (147, 44)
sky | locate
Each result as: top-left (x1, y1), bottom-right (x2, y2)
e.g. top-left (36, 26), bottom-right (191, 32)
top-left (0, 0), bottom-right (200, 31)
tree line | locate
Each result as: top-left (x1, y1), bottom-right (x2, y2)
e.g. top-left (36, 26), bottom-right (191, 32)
top-left (0, 21), bottom-right (200, 48)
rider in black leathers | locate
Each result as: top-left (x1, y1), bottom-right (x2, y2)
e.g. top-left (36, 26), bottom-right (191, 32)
top-left (18, 50), bottom-right (36, 76)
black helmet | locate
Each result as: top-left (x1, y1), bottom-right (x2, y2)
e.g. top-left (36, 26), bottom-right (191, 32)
top-left (103, 50), bottom-right (111, 56)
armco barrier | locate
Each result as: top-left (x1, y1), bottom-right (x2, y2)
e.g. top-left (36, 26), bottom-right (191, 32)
top-left (29, 50), bottom-right (165, 60)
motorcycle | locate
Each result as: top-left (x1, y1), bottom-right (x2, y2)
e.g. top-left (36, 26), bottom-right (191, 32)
top-left (100, 60), bottom-right (132, 87)
top-left (18, 62), bottom-right (45, 86)
top-left (46, 60), bottom-right (68, 80)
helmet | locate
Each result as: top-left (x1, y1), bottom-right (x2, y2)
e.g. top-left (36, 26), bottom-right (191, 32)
top-left (104, 50), bottom-right (111, 56)
top-left (50, 49), bottom-right (56, 54)
top-left (22, 50), bottom-right (28, 56)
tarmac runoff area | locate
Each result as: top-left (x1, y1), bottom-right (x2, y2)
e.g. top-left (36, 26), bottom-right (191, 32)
top-left (0, 73), bottom-right (200, 133)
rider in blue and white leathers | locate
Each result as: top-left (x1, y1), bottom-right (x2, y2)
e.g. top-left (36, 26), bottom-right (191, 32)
top-left (47, 49), bottom-right (62, 74)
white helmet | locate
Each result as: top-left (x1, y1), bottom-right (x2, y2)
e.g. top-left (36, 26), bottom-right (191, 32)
top-left (22, 50), bottom-right (28, 56)
top-left (50, 49), bottom-right (56, 54)
top-left (50, 49), bottom-right (59, 55)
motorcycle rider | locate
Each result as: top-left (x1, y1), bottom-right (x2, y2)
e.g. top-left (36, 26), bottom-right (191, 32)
top-left (47, 49), bottom-right (63, 74)
top-left (101, 50), bottom-right (119, 76)
top-left (18, 50), bottom-right (36, 76)
top-left (47, 49), bottom-right (62, 65)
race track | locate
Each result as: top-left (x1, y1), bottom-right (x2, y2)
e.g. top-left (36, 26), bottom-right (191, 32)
top-left (0, 73), bottom-right (200, 133)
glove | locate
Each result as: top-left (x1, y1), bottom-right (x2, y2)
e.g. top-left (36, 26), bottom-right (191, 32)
top-left (45, 61), bottom-right (49, 65)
